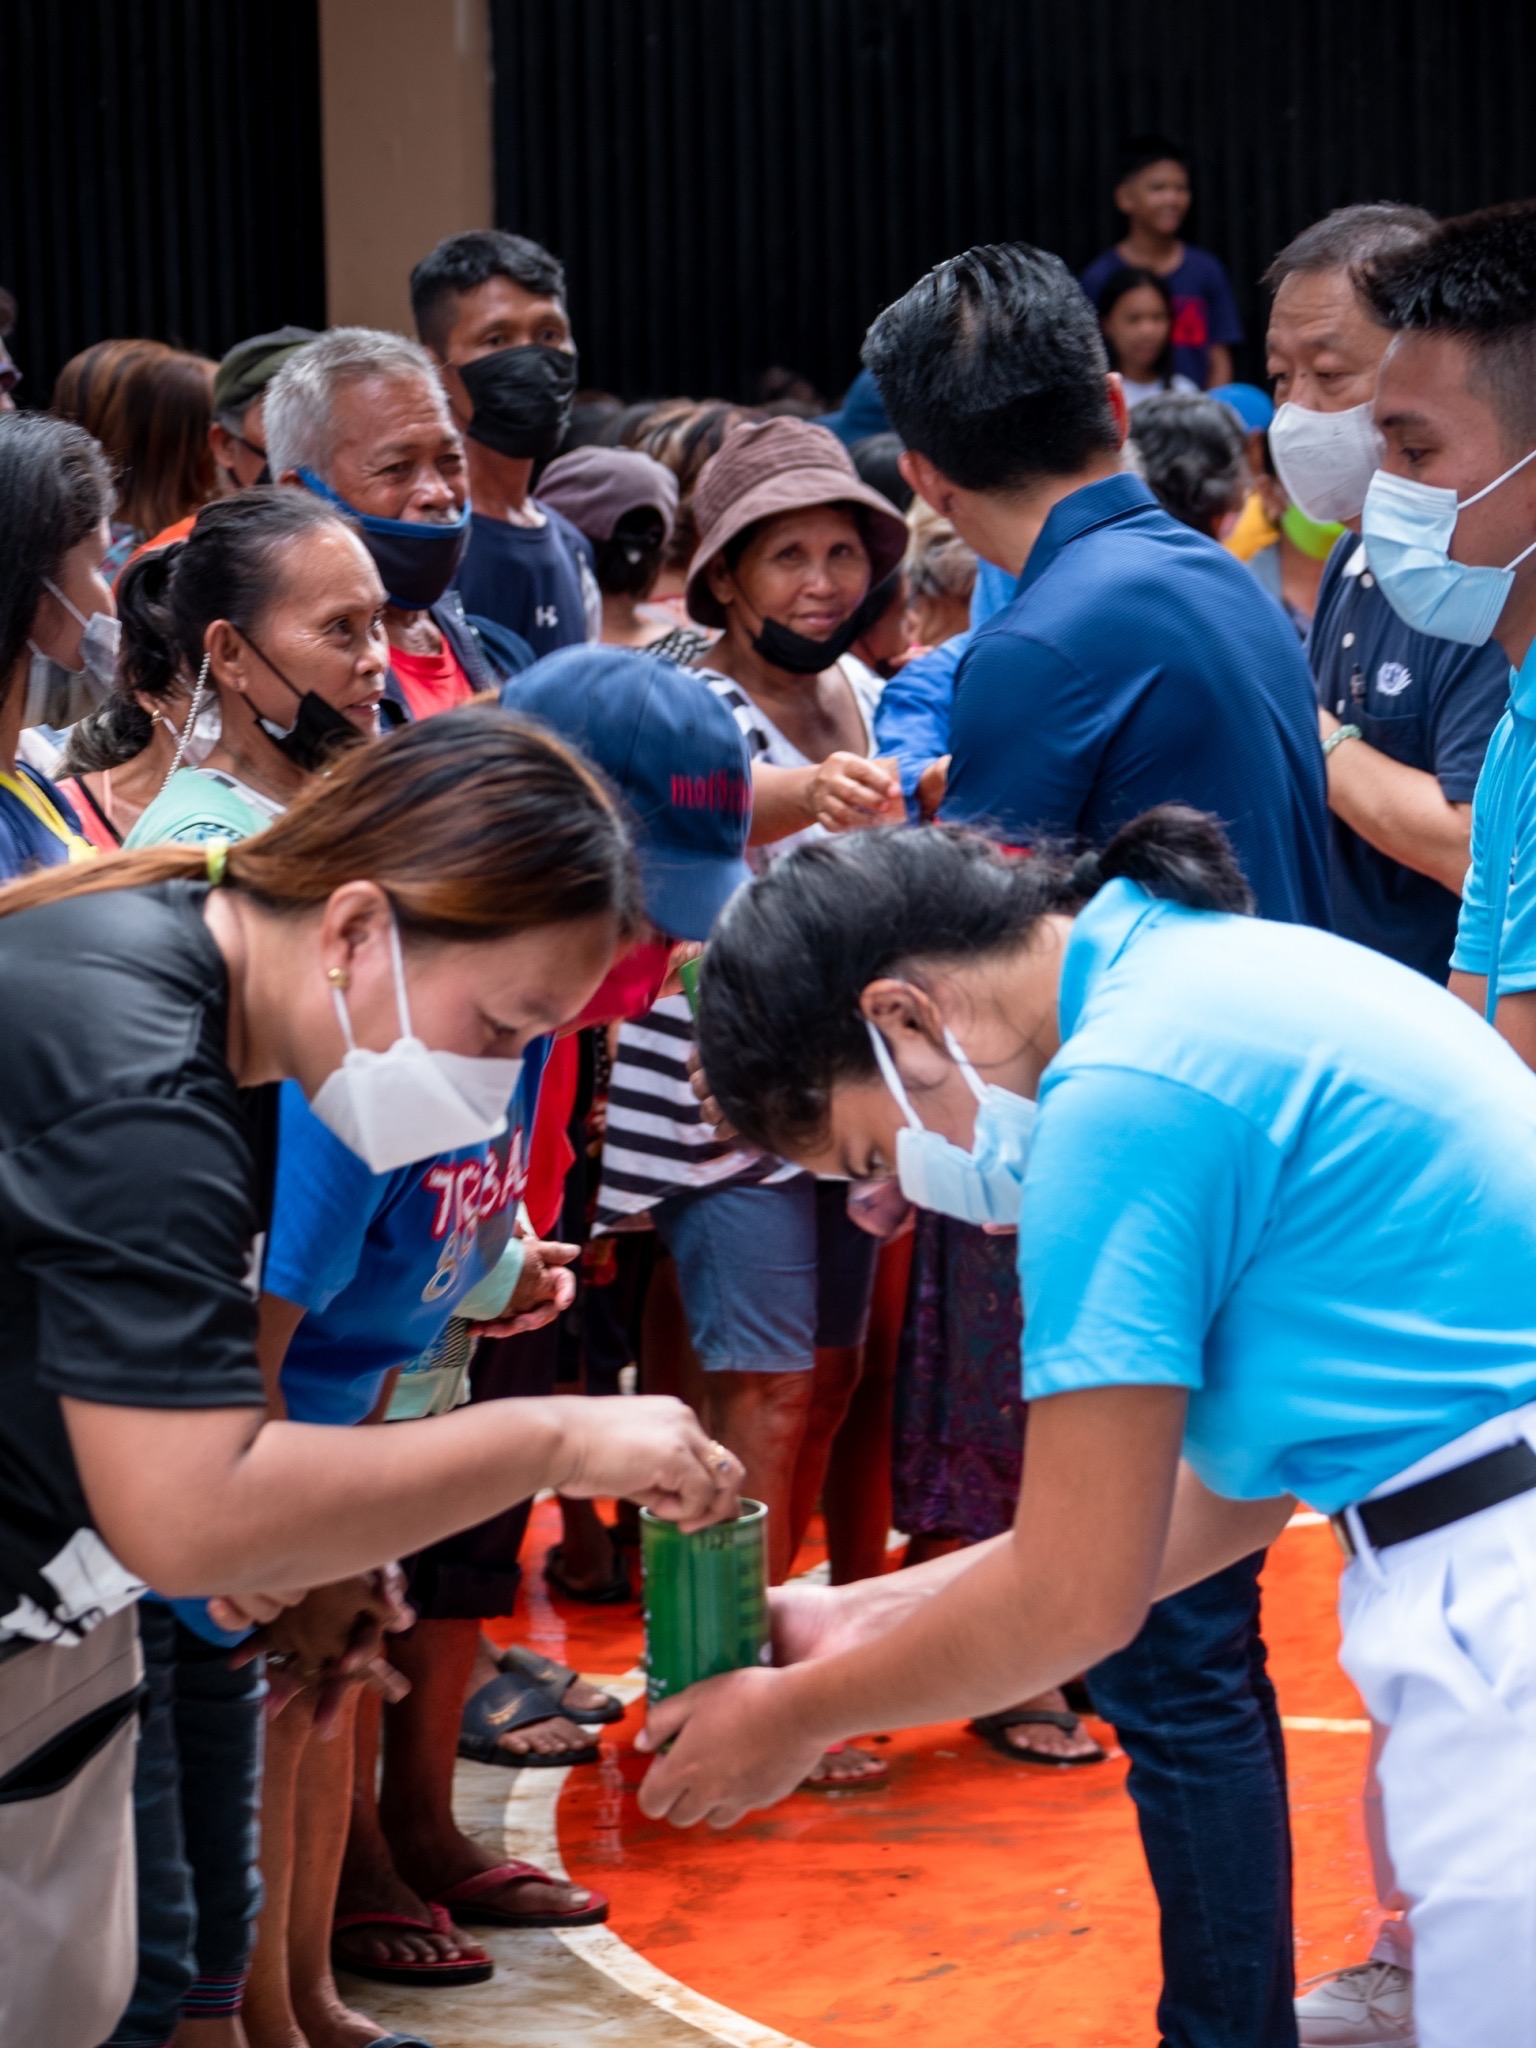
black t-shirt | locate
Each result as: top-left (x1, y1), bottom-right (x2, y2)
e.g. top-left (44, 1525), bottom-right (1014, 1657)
top-left (0, 880), bottom-right (273, 1644)
top-left (1307, 539), bottom-right (1510, 982)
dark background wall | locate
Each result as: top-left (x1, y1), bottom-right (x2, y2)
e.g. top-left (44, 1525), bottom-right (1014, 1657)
top-left (492, 0), bottom-right (1536, 404)
top-left (0, 0), bottom-right (326, 405)
top-left (4, 1), bottom-right (1533, 413)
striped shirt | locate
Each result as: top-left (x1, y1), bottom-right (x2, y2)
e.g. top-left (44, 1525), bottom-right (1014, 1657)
top-left (593, 659), bottom-right (883, 1230)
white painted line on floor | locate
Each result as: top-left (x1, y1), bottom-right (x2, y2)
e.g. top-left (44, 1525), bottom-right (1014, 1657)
top-left (1289, 1511), bottom-right (1329, 1526)
top-left (499, 1710), bottom-right (815, 2048)
top-left (558, 1924), bottom-right (817, 2048)
top-left (1280, 1715), bottom-right (1371, 1734)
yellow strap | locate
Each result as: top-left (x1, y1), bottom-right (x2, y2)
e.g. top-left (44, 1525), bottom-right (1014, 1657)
top-left (0, 768), bottom-right (95, 863)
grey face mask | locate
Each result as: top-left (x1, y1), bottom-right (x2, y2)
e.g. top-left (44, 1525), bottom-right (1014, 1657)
top-left (24, 581), bottom-right (121, 730)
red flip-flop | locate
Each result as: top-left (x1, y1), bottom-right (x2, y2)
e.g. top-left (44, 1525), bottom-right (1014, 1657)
top-left (331, 1902), bottom-right (494, 1985)
top-left (798, 1741), bottom-right (891, 1793)
top-left (431, 1859), bottom-right (610, 1929)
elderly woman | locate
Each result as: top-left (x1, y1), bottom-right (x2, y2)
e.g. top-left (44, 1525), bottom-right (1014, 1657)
top-left (596, 417), bottom-right (907, 1787)
top-left (1129, 389), bottom-right (1250, 541)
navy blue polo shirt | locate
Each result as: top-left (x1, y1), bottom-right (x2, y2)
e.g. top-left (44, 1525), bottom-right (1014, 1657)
top-left (1308, 539), bottom-right (1509, 983)
top-left (942, 472), bottom-right (1330, 926)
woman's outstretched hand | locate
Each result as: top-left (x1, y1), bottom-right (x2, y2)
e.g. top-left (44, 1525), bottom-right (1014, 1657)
top-left (636, 1665), bottom-right (826, 1828)
top-left (557, 1395), bottom-right (744, 1531)
top-left (809, 752), bottom-right (902, 834)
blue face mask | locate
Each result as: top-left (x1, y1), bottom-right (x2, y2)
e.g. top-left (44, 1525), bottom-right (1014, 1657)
top-left (865, 1018), bottom-right (1036, 1228)
top-left (298, 468), bottom-right (471, 611)
top-left (1361, 448), bottom-right (1536, 646)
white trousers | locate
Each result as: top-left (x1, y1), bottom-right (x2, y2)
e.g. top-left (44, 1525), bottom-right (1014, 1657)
top-left (1339, 1407), bottom-right (1536, 2048)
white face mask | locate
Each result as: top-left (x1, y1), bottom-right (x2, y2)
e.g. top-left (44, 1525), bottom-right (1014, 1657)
top-left (1268, 400), bottom-right (1384, 524)
top-left (309, 915), bottom-right (524, 1175)
top-left (865, 1018), bottom-right (1036, 1228)
top-left (160, 690), bottom-right (222, 772)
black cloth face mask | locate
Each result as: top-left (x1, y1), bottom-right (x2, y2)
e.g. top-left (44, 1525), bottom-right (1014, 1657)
top-left (750, 609), bottom-right (866, 676)
top-left (458, 344), bottom-right (578, 461)
top-left (243, 633), bottom-right (367, 773)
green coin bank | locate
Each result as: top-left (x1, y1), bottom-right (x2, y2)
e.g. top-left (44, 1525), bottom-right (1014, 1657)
top-left (640, 1499), bottom-right (770, 1703)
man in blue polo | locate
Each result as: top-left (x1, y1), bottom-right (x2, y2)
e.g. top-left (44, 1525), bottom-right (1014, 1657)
top-left (865, 241), bottom-right (1325, 2048)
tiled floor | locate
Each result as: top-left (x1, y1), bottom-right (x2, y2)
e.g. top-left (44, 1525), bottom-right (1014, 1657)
top-left (345, 1506), bottom-right (1373, 2048)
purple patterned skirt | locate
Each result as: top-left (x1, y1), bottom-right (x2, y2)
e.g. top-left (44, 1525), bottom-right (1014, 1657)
top-left (891, 1210), bottom-right (1027, 1543)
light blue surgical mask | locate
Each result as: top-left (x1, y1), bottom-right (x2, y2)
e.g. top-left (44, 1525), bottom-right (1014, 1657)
top-left (864, 1018), bottom-right (1036, 1227)
top-left (1362, 449), bottom-right (1536, 646)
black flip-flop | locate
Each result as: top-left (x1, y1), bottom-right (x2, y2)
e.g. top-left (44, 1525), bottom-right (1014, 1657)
top-left (544, 1542), bottom-right (635, 1606)
top-left (496, 1643), bottom-right (624, 1724)
top-left (458, 1669), bottom-right (601, 1768)
top-left (969, 1707), bottom-right (1109, 1767)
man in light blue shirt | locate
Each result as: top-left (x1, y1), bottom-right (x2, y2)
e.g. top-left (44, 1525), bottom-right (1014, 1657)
top-left (1359, 203), bottom-right (1536, 1064)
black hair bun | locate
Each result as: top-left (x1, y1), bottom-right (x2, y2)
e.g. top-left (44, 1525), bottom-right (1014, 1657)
top-left (1068, 847), bottom-right (1104, 897)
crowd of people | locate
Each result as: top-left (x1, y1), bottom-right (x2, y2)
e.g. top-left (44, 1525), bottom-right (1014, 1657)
top-left (2, 129), bottom-right (1536, 2048)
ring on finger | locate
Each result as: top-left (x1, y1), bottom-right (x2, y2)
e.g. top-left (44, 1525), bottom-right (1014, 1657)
top-left (705, 1438), bottom-right (734, 1477)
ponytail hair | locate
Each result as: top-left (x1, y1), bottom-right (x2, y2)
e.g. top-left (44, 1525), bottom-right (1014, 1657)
top-left (697, 804), bottom-right (1252, 1156)
top-left (1067, 806), bottom-right (1254, 916)
top-left (0, 703), bottom-right (644, 946)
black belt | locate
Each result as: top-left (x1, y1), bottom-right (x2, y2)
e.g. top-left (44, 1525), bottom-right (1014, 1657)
top-left (1331, 1437), bottom-right (1536, 1559)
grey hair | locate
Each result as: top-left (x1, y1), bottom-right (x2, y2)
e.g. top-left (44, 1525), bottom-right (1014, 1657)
top-left (264, 326), bottom-right (449, 481)
top-left (906, 520), bottom-right (977, 603)
top-left (1263, 203), bottom-right (1436, 295)
top-left (1129, 392), bottom-right (1247, 537)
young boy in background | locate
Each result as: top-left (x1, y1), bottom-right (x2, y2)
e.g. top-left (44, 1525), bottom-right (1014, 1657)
top-left (1080, 134), bottom-right (1243, 389)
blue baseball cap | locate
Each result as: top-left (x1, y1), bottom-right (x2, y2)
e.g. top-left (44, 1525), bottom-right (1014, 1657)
top-left (502, 648), bottom-right (752, 941)
top-left (1208, 382), bottom-right (1275, 434)
top-left (815, 368), bottom-right (890, 447)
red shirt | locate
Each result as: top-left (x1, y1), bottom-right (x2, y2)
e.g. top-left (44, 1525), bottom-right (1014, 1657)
top-left (389, 638), bottom-right (474, 721)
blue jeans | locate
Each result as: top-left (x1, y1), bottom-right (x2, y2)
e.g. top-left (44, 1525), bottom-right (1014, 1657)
top-left (1088, 1552), bottom-right (1297, 2048)
top-left (106, 1601), bottom-right (265, 2045)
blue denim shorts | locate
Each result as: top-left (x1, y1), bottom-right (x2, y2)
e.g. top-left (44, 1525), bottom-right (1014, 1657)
top-left (652, 1175), bottom-right (878, 1372)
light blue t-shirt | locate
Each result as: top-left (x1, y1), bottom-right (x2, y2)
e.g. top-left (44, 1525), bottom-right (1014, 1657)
top-left (1450, 664), bottom-right (1534, 1004)
top-left (1021, 878), bottom-right (1536, 1510)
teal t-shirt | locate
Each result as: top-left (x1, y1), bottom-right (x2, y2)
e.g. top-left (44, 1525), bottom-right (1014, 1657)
top-left (1450, 672), bottom-right (1536, 1003)
top-left (123, 768), bottom-right (280, 849)
top-left (1020, 879), bottom-right (1536, 1510)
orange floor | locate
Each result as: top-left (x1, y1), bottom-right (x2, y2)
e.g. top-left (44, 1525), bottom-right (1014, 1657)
top-left (491, 1507), bottom-right (1377, 2048)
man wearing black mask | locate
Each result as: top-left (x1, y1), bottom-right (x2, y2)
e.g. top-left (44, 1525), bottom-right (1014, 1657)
top-left (411, 229), bottom-right (598, 658)
top-left (265, 326), bottom-right (533, 728)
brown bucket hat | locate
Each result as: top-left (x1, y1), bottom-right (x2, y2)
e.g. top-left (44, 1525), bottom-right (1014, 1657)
top-left (685, 416), bottom-right (910, 627)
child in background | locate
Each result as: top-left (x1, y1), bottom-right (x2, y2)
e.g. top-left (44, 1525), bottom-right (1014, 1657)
top-left (1080, 135), bottom-right (1243, 390)
top-left (1094, 266), bottom-right (1200, 407)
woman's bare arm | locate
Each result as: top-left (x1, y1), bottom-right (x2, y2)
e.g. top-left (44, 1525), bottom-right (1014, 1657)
top-left (63, 1392), bottom-right (739, 1596)
top-left (638, 1385), bottom-right (1186, 1824)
